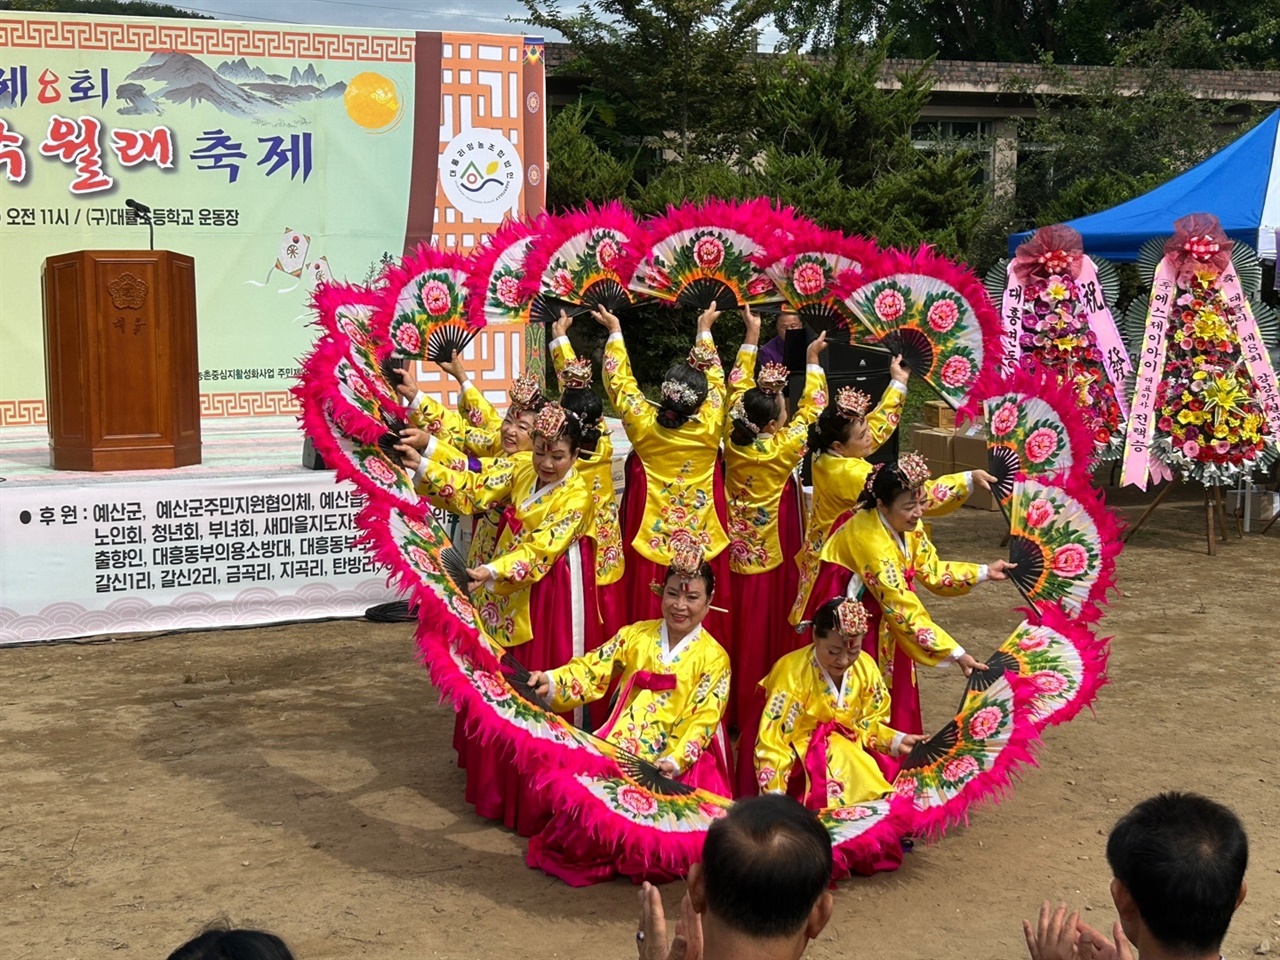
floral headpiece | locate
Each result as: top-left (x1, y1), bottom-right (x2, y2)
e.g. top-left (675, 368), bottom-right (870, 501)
top-left (509, 373), bottom-right (543, 411)
top-left (668, 538), bottom-right (705, 581)
top-left (558, 356), bottom-right (593, 391)
top-left (532, 403), bottom-right (571, 441)
top-left (757, 362), bottom-right (788, 396)
top-left (729, 397), bottom-right (759, 434)
top-left (835, 386), bottom-right (871, 420)
top-left (835, 598), bottom-right (869, 641)
top-left (1012, 224), bottom-right (1085, 284)
top-left (894, 451), bottom-right (931, 488)
top-left (1165, 213), bottom-right (1233, 284)
top-left (661, 378), bottom-right (699, 408)
top-left (687, 339), bottom-right (719, 372)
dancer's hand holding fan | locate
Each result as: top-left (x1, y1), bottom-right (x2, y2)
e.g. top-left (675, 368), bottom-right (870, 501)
top-left (839, 245), bottom-right (1002, 409)
top-left (1003, 474), bottom-right (1123, 622)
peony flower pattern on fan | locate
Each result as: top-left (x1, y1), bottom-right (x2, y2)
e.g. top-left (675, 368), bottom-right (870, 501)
top-left (1146, 270), bottom-right (1276, 485)
top-left (388, 269), bottom-right (468, 361)
top-left (993, 607), bottom-right (1108, 730)
top-left (844, 277), bottom-right (984, 406)
top-left (632, 226), bottom-right (777, 306)
top-left (1016, 273), bottom-right (1127, 459)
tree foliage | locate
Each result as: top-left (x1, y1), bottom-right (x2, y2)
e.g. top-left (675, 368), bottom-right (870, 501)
top-left (0, 0), bottom-right (211, 17)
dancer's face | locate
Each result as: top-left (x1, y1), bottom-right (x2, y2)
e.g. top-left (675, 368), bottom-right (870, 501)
top-left (532, 436), bottom-right (575, 485)
top-left (661, 575), bottom-right (711, 637)
top-left (837, 417), bottom-right (872, 458)
top-left (880, 488), bottom-right (924, 534)
top-left (500, 408), bottom-right (536, 453)
top-left (813, 631), bottom-right (861, 678)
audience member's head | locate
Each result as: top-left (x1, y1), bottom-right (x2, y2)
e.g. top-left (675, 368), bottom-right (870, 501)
top-left (1106, 791), bottom-right (1248, 956)
top-left (167, 926), bottom-right (294, 960)
top-left (689, 794), bottom-right (833, 957)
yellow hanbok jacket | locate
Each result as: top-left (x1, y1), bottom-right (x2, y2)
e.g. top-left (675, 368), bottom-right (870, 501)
top-left (548, 336), bottom-right (623, 586)
top-left (547, 619), bottom-right (731, 774)
top-left (755, 646), bottom-right (903, 804)
top-left (412, 382), bottom-right (503, 457)
top-left (723, 344), bottom-right (826, 574)
top-left (415, 451), bottom-right (592, 649)
top-left (819, 506), bottom-right (984, 673)
top-left (602, 332), bottom-right (729, 563)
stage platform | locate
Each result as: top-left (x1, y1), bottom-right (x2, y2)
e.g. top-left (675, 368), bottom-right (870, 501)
top-left (0, 416), bottom-right (633, 647)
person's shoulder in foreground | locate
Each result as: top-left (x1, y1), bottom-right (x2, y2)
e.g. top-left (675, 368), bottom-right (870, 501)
top-left (1025, 791), bottom-right (1248, 960)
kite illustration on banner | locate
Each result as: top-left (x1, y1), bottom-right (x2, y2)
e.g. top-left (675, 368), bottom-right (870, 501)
top-left (247, 227), bottom-right (313, 293)
top-left (309, 256), bottom-right (334, 286)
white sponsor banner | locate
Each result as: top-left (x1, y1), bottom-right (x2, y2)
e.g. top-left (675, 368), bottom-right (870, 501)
top-left (0, 473), bottom-right (404, 645)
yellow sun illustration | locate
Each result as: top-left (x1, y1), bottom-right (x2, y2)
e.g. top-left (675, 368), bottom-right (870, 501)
top-left (344, 72), bottom-right (402, 131)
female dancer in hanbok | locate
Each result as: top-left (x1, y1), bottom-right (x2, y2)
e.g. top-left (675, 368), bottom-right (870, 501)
top-left (397, 403), bottom-right (600, 834)
top-left (816, 453), bottom-right (1013, 765)
top-left (752, 596), bottom-right (922, 875)
top-left (524, 544), bottom-right (732, 885)
top-left (548, 312), bottom-right (625, 635)
top-left (722, 305), bottom-right (828, 736)
top-left (790, 376), bottom-right (996, 626)
top-left (591, 302), bottom-right (733, 643)
top-left (395, 357), bottom-right (545, 566)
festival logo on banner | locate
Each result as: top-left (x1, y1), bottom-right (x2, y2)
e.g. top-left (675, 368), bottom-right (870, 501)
top-left (440, 128), bottom-right (521, 222)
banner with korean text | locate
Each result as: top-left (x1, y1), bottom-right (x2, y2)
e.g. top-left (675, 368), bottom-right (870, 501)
top-left (0, 11), bottom-right (547, 428)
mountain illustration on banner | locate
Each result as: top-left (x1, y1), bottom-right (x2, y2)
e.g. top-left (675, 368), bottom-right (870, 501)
top-left (459, 158), bottom-right (504, 195)
top-left (118, 52), bottom-right (348, 121)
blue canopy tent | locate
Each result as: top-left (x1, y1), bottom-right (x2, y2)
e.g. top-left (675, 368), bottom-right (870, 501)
top-left (1008, 109), bottom-right (1280, 262)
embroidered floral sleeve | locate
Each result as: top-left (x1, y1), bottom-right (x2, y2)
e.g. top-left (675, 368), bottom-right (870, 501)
top-left (754, 682), bottom-right (802, 794)
top-left (777, 365), bottom-right (828, 460)
top-left (864, 551), bottom-right (963, 667)
top-left (549, 336), bottom-right (577, 378)
top-left (700, 333), bottom-right (727, 437)
top-left (458, 381), bottom-right (504, 456)
top-left (865, 381), bottom-right (907, 450)
top-left (416, 455), bottom-right (516, 516)
top-left (547, 628), bottom-right (630, 712)
top-left (664, 644), bottom-right (731, 774)
top-left (486, 483), bottom-right (592, 595)
top-left (412, 393), bottom-right (470, 450)
top-left (724, 343), bottom-right (759, 439)
top-left (912, 530), bottom-right (983, 598)
top-left (601, 335), bottom-right (657, 443)
top-left (921, 470), bottom-right (973, 518)
top-left (852, 654), bottom-right (902, 755)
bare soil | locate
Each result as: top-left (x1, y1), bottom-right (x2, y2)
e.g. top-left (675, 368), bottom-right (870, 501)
top-left (3, 483), bottom-right (1278, 960)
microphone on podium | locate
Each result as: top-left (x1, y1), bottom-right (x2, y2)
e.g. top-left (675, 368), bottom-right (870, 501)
top-left (125, 198), bottom-right (155, 249)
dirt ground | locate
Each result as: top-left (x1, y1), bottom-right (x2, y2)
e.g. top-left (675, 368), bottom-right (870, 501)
top-left (3, 482), bottom-right (1278, 960)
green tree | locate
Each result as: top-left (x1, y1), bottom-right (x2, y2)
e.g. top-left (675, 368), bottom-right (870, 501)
top-left (544, 101), bottom-right (636, 212)
top-left (520, 0), bottom-right (774, 166)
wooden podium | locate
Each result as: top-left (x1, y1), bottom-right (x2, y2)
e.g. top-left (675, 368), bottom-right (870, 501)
top-left (42, 250), bottom-right (201, 471)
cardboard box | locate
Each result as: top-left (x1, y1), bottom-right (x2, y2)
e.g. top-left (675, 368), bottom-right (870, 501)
top-left (1228, 489), bottom-right (1280, 522)
top-left (951, 430), bottom-right (999, 511)
top-left (923, 400), bottom-right (957, 430)
top-left (910, 425), bottom-right (954, 466)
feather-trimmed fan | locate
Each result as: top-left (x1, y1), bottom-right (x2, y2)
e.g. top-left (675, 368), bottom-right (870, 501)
top-left (519, 202), bottom-right (640, 317)
top-left (963, 366), bottom-right (1096, 507)
top-left (378, 246), bottom-right (475, 361)
top-left (967, 602), bottom-right (1109, 731)
top-left (840, 246), bottom-right (1002, 409)
top-left (313, 282), bottom-right (383, 348)
top-left (465, 217), bottom-right (539, 328)
top-left (1005, 474), bottom-right (1123, 622)
top-left (758, 226), bottom-right (883, 331)
top-left (625, 197), bottom-right (793, 309)
top-left (294, 336), bottom-right (398, 446)
top-left (426, 317), bottom-right (479, 364)
top-left (892, 672), bottom-right (1039, 836)
top-left (816, 796), bottom-right (914, 879)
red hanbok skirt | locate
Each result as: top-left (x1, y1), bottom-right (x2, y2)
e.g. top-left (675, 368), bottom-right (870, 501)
top-left (454, 539), bottom-right (602, 836)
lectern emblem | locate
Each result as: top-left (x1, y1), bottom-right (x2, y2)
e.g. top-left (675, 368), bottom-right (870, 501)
top-left (107, 273), bottom-right (148, 310)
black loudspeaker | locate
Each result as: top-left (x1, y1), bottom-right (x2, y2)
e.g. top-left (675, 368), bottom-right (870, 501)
top-left (301, 436), bottom-right (330, 470)
top-left (797, 337), bottom-right (898, 486)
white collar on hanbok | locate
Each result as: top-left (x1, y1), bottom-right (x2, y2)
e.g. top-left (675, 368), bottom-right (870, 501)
top-left (659, 622), bottom-right (702, 665)
top-left (876, 509), bottom-right (910, 560)
top-left (522, 467), bottom-right (576, 511)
